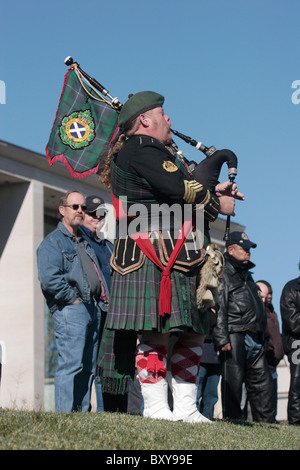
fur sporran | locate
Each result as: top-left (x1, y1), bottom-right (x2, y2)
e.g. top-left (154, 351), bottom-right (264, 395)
top-left (196, 244), bottom-right (224, 310)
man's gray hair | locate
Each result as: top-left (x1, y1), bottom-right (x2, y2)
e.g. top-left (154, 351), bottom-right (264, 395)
top-left (59, 190), bottom-right (85, 208)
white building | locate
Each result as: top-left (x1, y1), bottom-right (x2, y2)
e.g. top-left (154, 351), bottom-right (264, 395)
top-left (0, 140), bottom-right (290, 421)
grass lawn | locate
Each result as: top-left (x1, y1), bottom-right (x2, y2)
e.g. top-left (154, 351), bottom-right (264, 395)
top-left (0, 408), bottom-right (299, 451)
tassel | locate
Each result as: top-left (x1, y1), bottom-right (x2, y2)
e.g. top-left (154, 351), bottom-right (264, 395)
top-left (159, 270), bottom-right (172, 316)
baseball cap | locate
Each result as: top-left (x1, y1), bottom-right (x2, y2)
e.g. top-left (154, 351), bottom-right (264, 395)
top-left (85, 195), bottom-right (107, 215)
top-left (225, 231), bottom-right (257, 249)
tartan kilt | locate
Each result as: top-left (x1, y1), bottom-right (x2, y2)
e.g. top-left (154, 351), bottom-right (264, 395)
top-left (97, 258), bottom-right (210, 395)
top-left (105, 256), bottom-right (210, 334)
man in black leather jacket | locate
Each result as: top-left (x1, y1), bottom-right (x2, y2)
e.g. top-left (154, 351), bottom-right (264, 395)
top-left (280, 271), bottom-right (300, 425)
top-left (213, 231), bottom-right (275, 423)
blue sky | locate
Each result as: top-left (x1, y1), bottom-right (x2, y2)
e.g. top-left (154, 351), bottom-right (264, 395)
top-left (1, 0), bottom-right (299, 324)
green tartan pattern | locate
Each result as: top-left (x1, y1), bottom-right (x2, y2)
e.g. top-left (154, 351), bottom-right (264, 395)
top-left (46, 69), bottom-right (119, 178)
top-left (96, 328), bottom-right (137, 395)
top-left (105, 254), bottom-right (209, 333)
top-left (97, 256), bottom-right (210, 394)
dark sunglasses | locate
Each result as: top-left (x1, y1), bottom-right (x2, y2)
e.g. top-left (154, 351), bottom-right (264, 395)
top-left (63, 204), bottom-right (87, 212)
top-left (88, 211), bottom-right (106, 219)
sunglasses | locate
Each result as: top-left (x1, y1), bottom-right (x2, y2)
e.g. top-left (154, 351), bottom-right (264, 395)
top-left (88, 211), bottom-right (106, 219)
top-left (63, 204), bottom-right (87, 212)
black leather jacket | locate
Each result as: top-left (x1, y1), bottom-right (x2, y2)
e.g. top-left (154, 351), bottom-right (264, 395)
top-left (280, 276), bottom-right (300, 357)
top-left (213, 252), bottom-right (267, 349)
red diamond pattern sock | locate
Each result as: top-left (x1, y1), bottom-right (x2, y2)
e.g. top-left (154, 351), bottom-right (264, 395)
top-left (170, 341), bottom-right (203, 383)
top-left (136, 343), bottom-right (167, 384)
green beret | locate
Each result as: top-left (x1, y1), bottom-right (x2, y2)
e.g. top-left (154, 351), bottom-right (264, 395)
top-left (118, 91), bottom-right (165, 129)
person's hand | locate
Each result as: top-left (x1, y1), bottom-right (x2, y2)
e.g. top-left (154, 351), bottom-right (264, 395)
top-left (215, 181), bottom-right (244, 216)
top-left (215, 181), bottom-right (244, 200)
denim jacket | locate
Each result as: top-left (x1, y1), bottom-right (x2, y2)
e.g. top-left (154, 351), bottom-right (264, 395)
top-left (37, 222), bottom-right (109, 312)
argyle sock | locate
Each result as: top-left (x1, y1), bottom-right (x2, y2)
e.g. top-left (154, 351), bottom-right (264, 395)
top-left (136, 343), bottom-right (168, 383)
top-left (170, 341), bottom-right (202, 383)
top-left (169, 340), bottom-right (212, 423)
top-left (136, 343), bottom-right (174, 420)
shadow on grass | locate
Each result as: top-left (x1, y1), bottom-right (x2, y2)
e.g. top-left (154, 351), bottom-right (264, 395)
top-left (213, 418), bottom-right (282, 430)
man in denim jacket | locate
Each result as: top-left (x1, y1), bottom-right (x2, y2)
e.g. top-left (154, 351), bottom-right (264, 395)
top-left (37, 190), bottom-right (109, 412)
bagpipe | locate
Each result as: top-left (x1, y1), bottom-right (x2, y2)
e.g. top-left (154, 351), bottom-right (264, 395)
top-left (47, 56), bottom-right (238, 241)
top-left (169, 129), bottom-right (238, 241)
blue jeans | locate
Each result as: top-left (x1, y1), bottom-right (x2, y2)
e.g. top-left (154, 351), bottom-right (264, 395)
top-left (244, 331), bottom-right (262, 360)
top-left (52, 301), bottom-right (101, 412)
top-left (196, 363), bottom-right (221, 419)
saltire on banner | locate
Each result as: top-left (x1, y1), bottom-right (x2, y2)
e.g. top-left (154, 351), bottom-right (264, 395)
top-left (46, 66), bottom-right (119, 179)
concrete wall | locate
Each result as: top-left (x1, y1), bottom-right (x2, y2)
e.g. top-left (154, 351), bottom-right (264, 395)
top-left (0, 180), bottom-right (44, 409)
